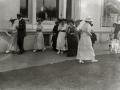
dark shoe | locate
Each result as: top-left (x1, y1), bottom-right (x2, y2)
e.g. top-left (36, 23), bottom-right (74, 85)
top-left (18, 52), bottom-right (23, 55)
top-left (67, 54), bottom-right (69, 57)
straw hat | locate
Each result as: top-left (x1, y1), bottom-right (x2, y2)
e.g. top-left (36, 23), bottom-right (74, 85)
top-left (85, 16), bottom-right (93, 22)
top-left (116, 21), bottom-right (120, 24)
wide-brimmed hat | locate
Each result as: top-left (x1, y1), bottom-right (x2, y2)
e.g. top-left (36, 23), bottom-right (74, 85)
top-left (9, 18), bottom-right (17, 22)
top-left (76, 19), bottom-right (82, 23)
top-left (37, 18), bottom-right (43, 22)
top-left (85, 16), bottom-right (93, 22)
top-left (17, 13), bottom-right (22, 17)
top-left (116, 21), bottom-right (120, 24)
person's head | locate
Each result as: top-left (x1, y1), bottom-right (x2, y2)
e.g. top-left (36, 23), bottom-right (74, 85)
top-left (85, 16), bottom-right (93, 24)
top-left (37, 18), bottom-right (43, 24)
top-left (17, 13), bottom-right (22, 19)
top-left (61, 19), bottom-right (65, 25)
top-left (75, 20), bottom-right (82, 27)
top-left (69, 20), bottom-right (75, 26)
top-left (113, 23), bottom-right (116, 27)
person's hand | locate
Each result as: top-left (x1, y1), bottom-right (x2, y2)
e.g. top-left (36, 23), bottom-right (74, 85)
top-left (70, 33), bottom-right (74, 35)
top-left (16, 26), bottom-right (18, 29)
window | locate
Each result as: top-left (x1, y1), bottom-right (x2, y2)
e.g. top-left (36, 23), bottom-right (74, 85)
top-left (101, 0), bottom-right (120, 27)
top-left (36, 0), bottom-right (59, 21)
top-left (20, 0), bottom-right (28, 18)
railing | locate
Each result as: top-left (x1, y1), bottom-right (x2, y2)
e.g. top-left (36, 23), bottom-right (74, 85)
top-left (101, 16), bottom-right (114, 27)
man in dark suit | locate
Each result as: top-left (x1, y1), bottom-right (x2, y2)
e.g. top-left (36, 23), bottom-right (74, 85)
top-left (52, 21), bottom-right (59, 51)
top-left (16, 14), bottom-right (27, 55)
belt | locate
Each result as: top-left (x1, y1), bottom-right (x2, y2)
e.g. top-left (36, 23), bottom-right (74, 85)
top-left (59, 30), bottom-right (65, 32)
top-left (37, 30), bottom-right (42, 32)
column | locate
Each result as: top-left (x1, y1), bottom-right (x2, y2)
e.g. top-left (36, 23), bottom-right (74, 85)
top-left (72, 0), bottom-right (81, 20)
top-left (32, 0), bottom-right (37, 29)
top-left (59, 0), bottom-right (67, 19)
top-left (74, 0), bottom-right (81, 20)
top-left (28, 0), bottom-right (32, 22)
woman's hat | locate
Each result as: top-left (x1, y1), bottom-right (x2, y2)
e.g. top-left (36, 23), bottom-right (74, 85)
top-left (9, 18), bottom-right (17, 22)
top-left (116, 21), bottom-right (120, 24)
top-left (85, 16), bottom-right (93, 22)
top-left (37, 18), bottom-right (43, 22)
top-left (76, 19), bottom-right (82, 23)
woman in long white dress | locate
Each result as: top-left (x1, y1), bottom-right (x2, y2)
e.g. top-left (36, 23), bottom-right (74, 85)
top-left (76, 16), bottom-right (98, 63)
top-left (6, 18), bottom-right (18, 53)
top-left (56, 19), bottom-right (68, 54)
top-left (33, 18), bottom-right (46, 52)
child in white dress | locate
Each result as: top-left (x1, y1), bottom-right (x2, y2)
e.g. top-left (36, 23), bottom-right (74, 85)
top-left (6, 18), bottom-right (18, 53)
top-left (33, 18), bottom-right (46, 52)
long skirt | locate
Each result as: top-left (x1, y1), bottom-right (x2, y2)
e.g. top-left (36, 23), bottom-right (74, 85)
top-left (57, 32), bottom-right (67, 51)
top-left (76, 35), bottom-right (95, 60)
top-left (34, 32), bottom-right (45, 50)
top-left (67, 34), bottom-right (78, 56)
top-left (6, 34), bottom-right (18, 51)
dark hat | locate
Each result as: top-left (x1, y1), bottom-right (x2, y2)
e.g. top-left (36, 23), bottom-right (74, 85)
top-left (9, 18), bottom-right (17, 22)
top-left (37, 18), bottom-right (43, 22)
top-left (76, 19), bottom-right (82, 22)
top-left (17, 13), bottom-right (22, 17)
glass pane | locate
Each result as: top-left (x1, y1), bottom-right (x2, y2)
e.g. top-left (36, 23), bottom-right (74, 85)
top-left (20, 0), bottom-right (28, 18)
top-left (36, 0), bottom-right (58, 21)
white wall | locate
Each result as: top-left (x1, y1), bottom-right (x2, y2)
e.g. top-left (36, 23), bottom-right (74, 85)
top-left (0, 0), bottom-right (20, 29)
top-left (80, 0), bottom-right (103, 29)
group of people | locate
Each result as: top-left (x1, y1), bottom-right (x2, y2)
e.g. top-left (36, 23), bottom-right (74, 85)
top-left (6, 14), bottom-right (98, 63)
top-left (52, 16), bottom-right (98, 63)
top-left (6, 14), bottom-right (46, 55)
top-left (108, 20), bottom-right (120, 54)
top-left (6, 14), bottom-right (27, 55)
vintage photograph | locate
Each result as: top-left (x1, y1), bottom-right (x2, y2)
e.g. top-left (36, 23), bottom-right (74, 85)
top-left (0, 0), bottom-right (120, 90)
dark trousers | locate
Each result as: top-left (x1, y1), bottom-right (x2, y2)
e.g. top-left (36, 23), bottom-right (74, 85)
top-left (17, 37), bottom-right (25, 53)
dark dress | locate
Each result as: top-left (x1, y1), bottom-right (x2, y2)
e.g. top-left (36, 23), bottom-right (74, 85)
top-left (67, 26), bottom-right (78, 57)
top-left (52, 24), bottom-right (59, 51)
top-left (114, 24), bottom-right (120, 39)
top-left (91, 32), bottom-right (97, 47)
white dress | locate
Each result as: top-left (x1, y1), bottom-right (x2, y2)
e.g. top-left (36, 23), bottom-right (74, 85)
top-left (57, 24), bottom-right (68, 51)
top-left (76, 23), bottom-right (95, 60)
top-left (34, 24), bottom-right (45, 50)
top-left (6, 21), bottom-right (18, 52)
top-left (117, 31), bottom-right (120, 53)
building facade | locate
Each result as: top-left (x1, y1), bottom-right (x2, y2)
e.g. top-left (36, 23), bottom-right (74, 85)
top-left (0, 0), bottom-right (117, 52)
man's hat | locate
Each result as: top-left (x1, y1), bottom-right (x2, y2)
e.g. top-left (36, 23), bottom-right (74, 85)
top-left (17, 13), bottom-right (22, 17)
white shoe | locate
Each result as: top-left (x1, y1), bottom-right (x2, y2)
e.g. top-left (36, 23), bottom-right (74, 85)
top-left (79, 60), bottom-right (84, 64)
top-left (6, 50), bottom-right (10, 53)
top-left (42, 48), bottom-right (46, 51)
top-left (57, 51), bottom-right (60, 54)
top-left (60, 51), bottom-right (63, 54)
top-left (33, 50), bottom-right (37, 52)
top-left (92, 59), bottom-right (98, 63)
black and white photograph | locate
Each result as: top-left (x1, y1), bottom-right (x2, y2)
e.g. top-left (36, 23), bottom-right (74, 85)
top-left (0, 0), bottom-right (120, 90)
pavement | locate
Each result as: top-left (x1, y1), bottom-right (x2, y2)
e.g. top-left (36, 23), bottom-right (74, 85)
top-left (0, 42), bottom-right (110, 72)
top-left (0, 42), bottom-right (120, 90)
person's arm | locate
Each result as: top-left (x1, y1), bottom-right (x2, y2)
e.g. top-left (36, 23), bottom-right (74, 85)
top-left (86, 24), bottom-right (92, 36)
